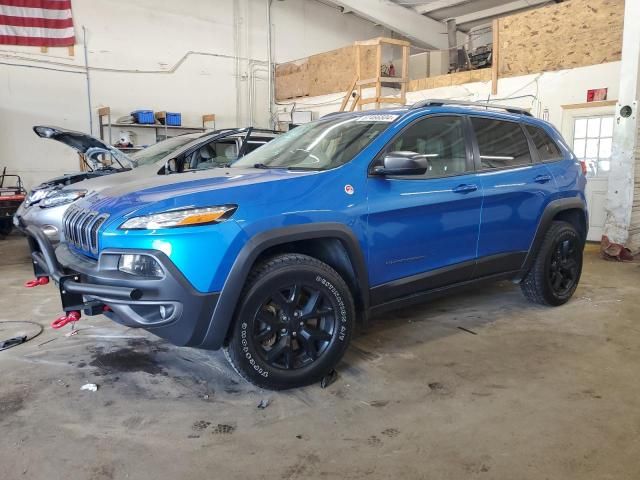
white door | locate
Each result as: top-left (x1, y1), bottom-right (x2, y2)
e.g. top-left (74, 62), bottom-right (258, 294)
top-left (562, 107), bottom-right (615, 242)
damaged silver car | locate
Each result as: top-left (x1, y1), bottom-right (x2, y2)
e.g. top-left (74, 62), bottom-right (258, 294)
top-left (15, 126), bottom-right (279, 242)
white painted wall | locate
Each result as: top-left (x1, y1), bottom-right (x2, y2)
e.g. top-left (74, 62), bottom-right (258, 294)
top-left (0, 0), bottom-right (385, 189)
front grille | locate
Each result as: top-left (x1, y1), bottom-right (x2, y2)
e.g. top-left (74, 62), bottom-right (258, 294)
top-left (62, 205), bottom-right (109, 254)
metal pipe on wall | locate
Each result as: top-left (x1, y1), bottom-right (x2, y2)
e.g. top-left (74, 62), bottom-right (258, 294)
top-left (234, 0), bottom-right (242, 126)
top-left (82, 26), bottom-right (94, 136)
top-left (446, 19), bottom-right (457, 71)
top-left (267, 0), bottom-right (274, 129)
top-left (249, 63), bottom-right (268, 127)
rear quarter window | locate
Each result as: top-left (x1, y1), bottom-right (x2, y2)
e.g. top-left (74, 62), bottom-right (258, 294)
top-left (525, 125), bottom-right (563, 162)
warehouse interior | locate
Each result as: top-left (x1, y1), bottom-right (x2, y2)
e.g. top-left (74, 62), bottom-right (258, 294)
top-left (1, 0), bottom-right (639, 479)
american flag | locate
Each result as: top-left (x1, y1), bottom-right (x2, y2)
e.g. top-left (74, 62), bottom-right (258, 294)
top-left (0, 0), bottom-right (75, 47)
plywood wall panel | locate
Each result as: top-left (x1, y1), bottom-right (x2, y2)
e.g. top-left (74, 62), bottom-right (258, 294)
top-left (498, 0), bottom-right (623, 78)
top-left (408, 69), bottom-right (492, 92)
top-left (276, 45), bottom-right (377, 100)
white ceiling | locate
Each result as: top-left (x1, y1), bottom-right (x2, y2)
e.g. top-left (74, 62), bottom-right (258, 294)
top-left (390, 0), bottom-right (557, 32)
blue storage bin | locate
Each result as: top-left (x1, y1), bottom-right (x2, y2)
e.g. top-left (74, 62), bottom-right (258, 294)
top-left (165, 112), bottom-right (182, 126)
top-left (131, 110), bottom-right (155, 124)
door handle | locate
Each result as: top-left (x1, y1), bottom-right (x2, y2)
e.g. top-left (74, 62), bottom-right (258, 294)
top-left (534, 174), bottom-right (552, 184)
top-left (452, 184), bottom-right (478, 194)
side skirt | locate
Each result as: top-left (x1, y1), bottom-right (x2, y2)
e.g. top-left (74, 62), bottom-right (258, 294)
top-left (369, 251), bottom-right (527, 308)
top-left (369, 270), bottom-right (522, 316)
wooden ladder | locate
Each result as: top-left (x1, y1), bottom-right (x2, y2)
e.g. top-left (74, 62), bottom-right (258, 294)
top-left (339, 77), bottom-right (361, 112)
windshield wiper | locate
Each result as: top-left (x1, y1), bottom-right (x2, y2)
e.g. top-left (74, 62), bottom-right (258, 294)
top-left (253, 163), bottom-right (287, 169)
top-left (287, 166), bottom-right (321, 171)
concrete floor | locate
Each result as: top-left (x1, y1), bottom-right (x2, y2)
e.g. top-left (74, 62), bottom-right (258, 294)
top-left (1, 233), bottom-right (639, 480)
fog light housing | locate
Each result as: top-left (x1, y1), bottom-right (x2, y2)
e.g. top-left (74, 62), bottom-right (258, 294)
top-left (118, 254), bottom-right (163, 278)
top-left (42, 225), bottom-right (58, 237)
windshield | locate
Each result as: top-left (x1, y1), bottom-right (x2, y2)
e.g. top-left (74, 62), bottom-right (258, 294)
top-left (232, 115), bottom-right (395, 170)
top-left (129, 134), bottom-right (202, 166)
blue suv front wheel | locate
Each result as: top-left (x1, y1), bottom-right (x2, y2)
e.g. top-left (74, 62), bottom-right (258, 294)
top-left (224, 253), bottom-right (355, 390)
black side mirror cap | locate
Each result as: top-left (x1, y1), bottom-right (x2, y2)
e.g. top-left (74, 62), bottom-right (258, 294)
top-left (373, 151), bottom-right (429, 176)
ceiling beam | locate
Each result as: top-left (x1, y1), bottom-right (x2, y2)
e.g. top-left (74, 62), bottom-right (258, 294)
top-left (414, 0), bottom-right (471, 15)
top-left (323, 0), bottom-right (454, 49)
top-left (451, 0), bottom-right (550, 26)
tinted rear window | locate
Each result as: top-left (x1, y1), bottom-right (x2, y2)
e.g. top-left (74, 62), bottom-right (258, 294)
top-left (525, 125), bottom-right (563, 162)
top-left (471, 118), bottom-right (532, 169)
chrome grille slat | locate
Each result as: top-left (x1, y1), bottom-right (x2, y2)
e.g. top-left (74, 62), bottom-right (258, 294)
top-left (80, 212), bottom-right (96, 250)
top-left (74, 211), bottom-right (87, 247)
top-left (66, 208), bottom-right (82, 244)
top-left (62, 206), bottom-right (109, 254)
top-left (89, 215), bottom-right (108, 253)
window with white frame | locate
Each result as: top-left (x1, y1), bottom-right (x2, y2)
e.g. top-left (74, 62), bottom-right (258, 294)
top-left (572, 116), bottom-right (614, 178)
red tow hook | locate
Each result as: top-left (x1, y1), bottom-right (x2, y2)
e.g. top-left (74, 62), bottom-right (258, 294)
top-left (25, 276), bottom-right (50, 288)
top-left (51, 310), bottom-right (81, 329)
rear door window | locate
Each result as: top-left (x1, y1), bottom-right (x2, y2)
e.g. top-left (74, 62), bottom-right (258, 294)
top-left (525, 125), bottom-right (563, 162)
top-left (471, 117), bottom-right (532, 169)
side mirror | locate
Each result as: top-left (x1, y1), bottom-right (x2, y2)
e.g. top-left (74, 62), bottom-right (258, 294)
top-left (373, 151), bottom-right (429, 176)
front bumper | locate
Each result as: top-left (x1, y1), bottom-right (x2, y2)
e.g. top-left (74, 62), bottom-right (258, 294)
top-left (14, 202), bottom-right (65, 242)
top-left (26, 225), bottom-right (220, 348)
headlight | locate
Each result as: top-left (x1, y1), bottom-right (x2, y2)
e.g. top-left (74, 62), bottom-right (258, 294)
top-left (26, 189), bottom-right (49, 206)
top-left (118, 254), bottom-right (163, 278)
top-left (39, 189), bottom-right (87, 208)
top-left (119, 205), bottom-right (236, 230)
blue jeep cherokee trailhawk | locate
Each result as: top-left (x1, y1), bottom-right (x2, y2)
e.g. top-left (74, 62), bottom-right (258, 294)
top-left (26, 100), bottom-right (587, 389)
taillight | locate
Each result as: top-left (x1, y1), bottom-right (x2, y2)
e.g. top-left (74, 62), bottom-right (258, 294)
top-left (579, 159), bottom-right (587, 175)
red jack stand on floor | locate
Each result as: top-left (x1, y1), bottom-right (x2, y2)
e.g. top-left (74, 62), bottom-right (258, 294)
top-left (24, 276), bottom-right (49, 288)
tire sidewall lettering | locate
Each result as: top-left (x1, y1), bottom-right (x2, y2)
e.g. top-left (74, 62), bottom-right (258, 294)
top-left (239, 322), bottom-right (269, 377)
top-left (315, 275), bottom-right (348, 341)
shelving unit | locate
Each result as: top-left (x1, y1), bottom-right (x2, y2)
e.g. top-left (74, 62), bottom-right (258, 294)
top-left (97, 107), bottom-right (216, 147)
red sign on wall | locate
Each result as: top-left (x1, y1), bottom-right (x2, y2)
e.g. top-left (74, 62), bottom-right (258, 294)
top-left (587, 88), bottom-right (608, 102)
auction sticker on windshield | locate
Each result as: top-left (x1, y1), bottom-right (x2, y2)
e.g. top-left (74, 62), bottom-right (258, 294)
top-left (355, 114), bottom-right (399, 122)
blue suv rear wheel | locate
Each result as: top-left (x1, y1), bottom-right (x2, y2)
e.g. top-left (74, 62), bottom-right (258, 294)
top-left (520, 221), bottom-right (583, 306)
top-left (224, 254), bottom-right (355, 390)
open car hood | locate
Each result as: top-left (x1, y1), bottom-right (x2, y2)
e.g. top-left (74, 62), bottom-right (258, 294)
top-left (33, 125), bottom-right (135, 170)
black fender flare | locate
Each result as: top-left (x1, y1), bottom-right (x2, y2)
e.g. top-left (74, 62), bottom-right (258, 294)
top-left (198, 223), bottom-right (369, 349)
top-left (515, 197), bottom-right (588, 282)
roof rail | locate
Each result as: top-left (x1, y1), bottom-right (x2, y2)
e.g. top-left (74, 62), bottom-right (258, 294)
top-left (410, 99), bottom-right (532, 117)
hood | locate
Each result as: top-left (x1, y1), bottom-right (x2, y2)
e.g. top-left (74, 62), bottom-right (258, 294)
top-left (34, 169), bottom-right (125, 189)
top-left (23, 168), bottom-right (128, 207)
top-left (33, 125), bottom-right (135, 170)
top-left (79, 166), bottom-right (319, 217)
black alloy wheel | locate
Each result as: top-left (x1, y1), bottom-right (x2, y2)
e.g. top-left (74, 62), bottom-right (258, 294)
top-left (521, 220), bottom-right (583, 306)
top-left (548, 237), bottom-right (580, 296)
top-left (252, 283), bottom-right (335, 370)
top-left (225, 253), bottom-right (355, 390)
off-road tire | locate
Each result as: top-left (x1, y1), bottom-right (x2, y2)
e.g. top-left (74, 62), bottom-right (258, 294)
top-left (225, 253), bottom-right (355, 390)
top-left (521, 221), bottom-right (583, 306)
